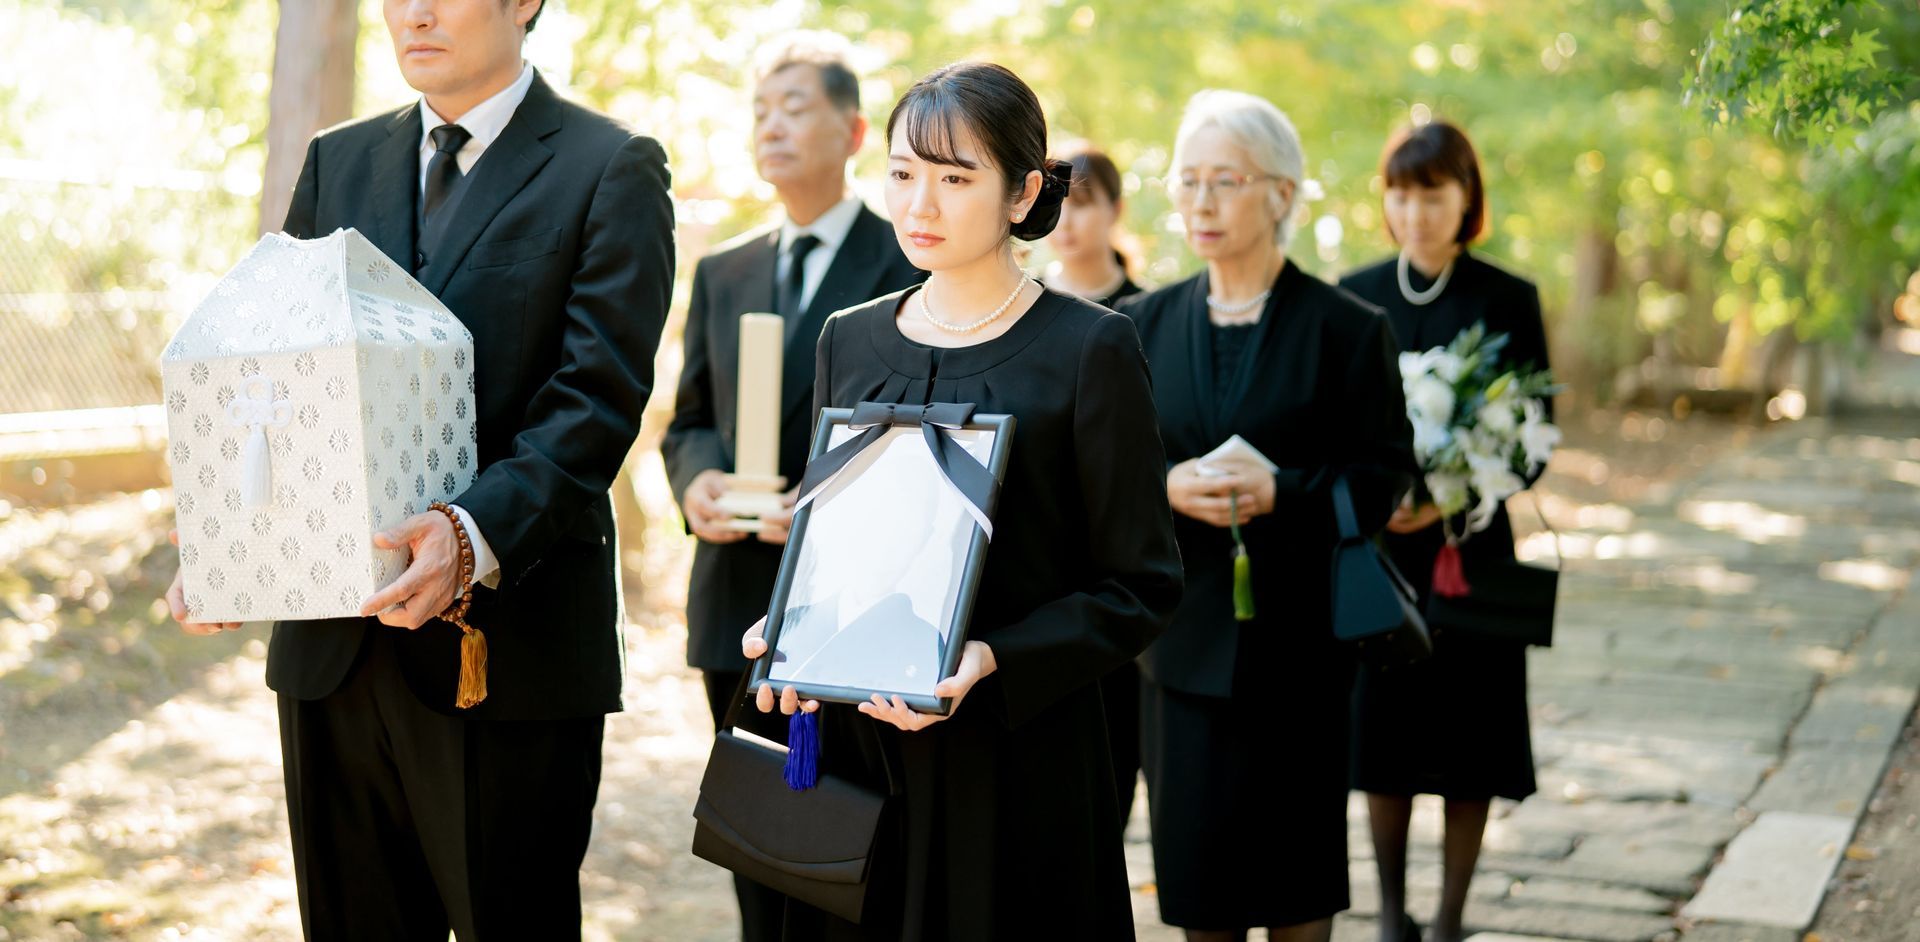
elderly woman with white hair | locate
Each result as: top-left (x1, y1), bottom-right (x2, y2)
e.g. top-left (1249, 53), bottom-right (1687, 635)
top-left (1120, 90), bottom-right (1416, 942)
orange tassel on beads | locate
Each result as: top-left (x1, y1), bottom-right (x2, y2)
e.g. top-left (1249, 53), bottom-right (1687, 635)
top-left (430, 501), bottom-right (487, 708)
top-left (456, 624), bottom-right (488, 708)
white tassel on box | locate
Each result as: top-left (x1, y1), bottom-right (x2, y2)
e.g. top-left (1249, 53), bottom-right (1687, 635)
top-left (227, 373), bottom-right (291, 507)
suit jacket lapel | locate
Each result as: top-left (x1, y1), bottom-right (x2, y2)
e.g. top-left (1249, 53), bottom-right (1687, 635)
top-left (370, 105), bottom-right (421, 273)
top-left (709, 232), bottom-right (777, 405)
top-left (781, 208), bottom-right (890, 418)
top-left (421, 73), bottom-right (562, 295)
top-left (1184, 274), bottom-right (1221, 446)
top-left (746, 230), bottom-right (779, 317)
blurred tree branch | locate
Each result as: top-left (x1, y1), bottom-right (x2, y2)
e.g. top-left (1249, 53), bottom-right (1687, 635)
top-left (259, 0), bottom-right (357, 235)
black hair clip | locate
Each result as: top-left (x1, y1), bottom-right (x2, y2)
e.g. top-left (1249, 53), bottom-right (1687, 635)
top-left (1039, 159), bottom-right (1074, 203)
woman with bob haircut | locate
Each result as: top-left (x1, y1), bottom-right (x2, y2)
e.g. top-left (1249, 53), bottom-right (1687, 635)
top-left (1342, 119), bottom-right (1552, 942)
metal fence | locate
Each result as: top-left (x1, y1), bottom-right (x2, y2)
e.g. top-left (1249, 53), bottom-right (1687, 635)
top-left (0, 159), bottom-right (255, 460)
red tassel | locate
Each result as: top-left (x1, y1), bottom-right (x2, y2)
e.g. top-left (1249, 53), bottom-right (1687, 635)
top-left (1432, 541), bottom-right (1472, 598)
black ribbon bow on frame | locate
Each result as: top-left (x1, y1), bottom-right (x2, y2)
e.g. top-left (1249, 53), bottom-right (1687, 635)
top-left (794, 401), bottom-right (1000, 539)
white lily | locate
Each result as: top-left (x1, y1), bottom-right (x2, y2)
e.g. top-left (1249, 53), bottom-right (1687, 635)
top-left (1411, 416), bottom-right (1451, 461)
top-left (1519, 398), bottom-right (1562, 470)
top-left (1477, 398), bottom-right (1520, 436)
top-left (1406, 375), bottom-right (1456, 427)
top-left (1425, 470), bottom-right (1470, 518)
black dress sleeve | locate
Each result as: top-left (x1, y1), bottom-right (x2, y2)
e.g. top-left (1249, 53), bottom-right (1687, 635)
top-left (988, 313), bottom-right (1184, 728)
top-left (811, 311), bottom-right (839, 420)
top-left (1109, 291), bottom-right (1181, 477)
top-left (1500, 279), bottom-right (1554, 485)
top-left (1277, 310), bottom-right (1418, 540)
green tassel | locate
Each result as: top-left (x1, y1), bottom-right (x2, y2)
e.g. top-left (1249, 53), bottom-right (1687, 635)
top-left (1230, 493), bottom-right (1254, 621)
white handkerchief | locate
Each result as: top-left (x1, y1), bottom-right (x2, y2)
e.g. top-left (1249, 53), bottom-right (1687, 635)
top-left (1196, 434), bottom-right (1279, 478)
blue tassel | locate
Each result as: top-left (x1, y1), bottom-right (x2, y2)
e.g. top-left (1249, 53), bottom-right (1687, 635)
top-left (784, 710), bottom-right (820, 791)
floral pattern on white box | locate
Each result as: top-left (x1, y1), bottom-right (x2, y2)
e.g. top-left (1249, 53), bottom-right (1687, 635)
top-left (161, 228), bottom-right (477, 623)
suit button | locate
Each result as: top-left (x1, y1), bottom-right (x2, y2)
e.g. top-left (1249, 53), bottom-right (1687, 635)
top-left (415, 252), bottom-right (426, 268)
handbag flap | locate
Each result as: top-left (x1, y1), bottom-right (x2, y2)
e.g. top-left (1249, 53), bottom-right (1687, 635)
top-left (1446, 559), bottom-right (1558, 613)
top-left (1331, 539), bottom-right (1418, 642)
top-left (693, 730), bottom-right (885, 881)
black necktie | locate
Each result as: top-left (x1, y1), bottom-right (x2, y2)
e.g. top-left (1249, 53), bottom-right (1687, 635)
top-left (423, 124), bottom-right (472, 227)
top-left (778, 234), bottom-right (822, 329)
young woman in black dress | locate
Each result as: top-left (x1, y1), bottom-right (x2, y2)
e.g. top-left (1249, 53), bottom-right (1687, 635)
top-left (1044, 145), bottom-right (1143, 311)
top-left (742, 62), bottom-right (1184, 940)
top-left (1120, 90), bottom-right (1415, 942)
top-left (1340, 121), bottom-right (1552, 942)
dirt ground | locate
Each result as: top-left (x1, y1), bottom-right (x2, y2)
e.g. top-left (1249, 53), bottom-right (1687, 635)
top-left (1808, 706), bottom-right (1920, 942)
top-left (0, 406), bottom-right (1810, 941)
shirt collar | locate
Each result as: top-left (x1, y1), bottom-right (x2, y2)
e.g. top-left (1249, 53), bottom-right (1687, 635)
top-left (419, 62), bottom-right (536, 156)
top-left (779, 195), bottom-right (864, 255)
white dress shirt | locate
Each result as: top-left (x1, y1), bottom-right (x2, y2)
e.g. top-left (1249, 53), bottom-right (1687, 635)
top-left (776, 195), bottom-right (864, 316)
top-left (416, 63), bottom-right (537, 589)
top-left (417, 62), bottom-right (536, 194)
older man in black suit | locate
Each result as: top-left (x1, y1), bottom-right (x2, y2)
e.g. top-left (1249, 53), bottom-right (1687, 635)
top-left (165, 1), bottom-right (673, 938)
top-left (660, 30), bottom-right (920, 940)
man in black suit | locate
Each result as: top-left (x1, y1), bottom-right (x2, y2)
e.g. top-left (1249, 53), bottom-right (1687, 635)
top-left (660, 31), bottom-right (920, 940)
top-left (164, 1), bottom-right (672, 938)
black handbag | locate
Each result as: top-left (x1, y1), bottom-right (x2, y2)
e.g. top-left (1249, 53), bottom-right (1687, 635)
top-left (1330, 476), bottom-right (1432, 667)
top-left (691, 682), bottom-right (898, 924)
top-left (1425, 494), bottom-right (1559, 647)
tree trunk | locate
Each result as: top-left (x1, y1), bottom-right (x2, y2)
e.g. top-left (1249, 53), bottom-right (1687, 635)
top-left (258, 0), bottom-right (358, 236)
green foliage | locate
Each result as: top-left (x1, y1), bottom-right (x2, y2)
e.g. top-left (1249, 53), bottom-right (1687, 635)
top-left (1, 1), bottom-right (269, 283)
top-left (9, 0), bottom-right (1919, 404)
top-left (1801, 103), bottom-right (1920, 336)
top-left (1688, 0), bottom-right (1915, 149)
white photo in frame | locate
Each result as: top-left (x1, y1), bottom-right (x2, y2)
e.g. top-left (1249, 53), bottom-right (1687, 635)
top-left (753, 408), bottom-right (1014, 715)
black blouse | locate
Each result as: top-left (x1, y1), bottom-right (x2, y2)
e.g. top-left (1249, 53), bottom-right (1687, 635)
top-left (1043, 271), bottom-right (1142, 312)
top-left (1095, 276), bottom-right (1143, 311)
top-left (1209, 322), bottom-right (1257, 402)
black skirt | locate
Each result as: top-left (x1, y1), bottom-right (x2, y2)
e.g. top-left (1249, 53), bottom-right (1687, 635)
top-left (1348, 518), bottom-right (1538, 801)
top-left (1142, 624), bottom-right (1354, 929)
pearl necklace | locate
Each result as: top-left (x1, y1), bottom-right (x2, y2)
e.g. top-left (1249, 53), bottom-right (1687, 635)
top-left (920, 275), bottom-right (1031, 333)
top-left (1206, 290), bottom-right (1271, 315)
top-left (1397, 249), bottom-right (1455, 306)
top-left (1206, 262), bottom-right (1280, 320)
top-left (1048, 262), bottom-right (1128, 303)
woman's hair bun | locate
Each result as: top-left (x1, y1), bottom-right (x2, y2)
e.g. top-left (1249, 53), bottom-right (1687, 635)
top-left (1011, 159), bottom-right (1074, 241)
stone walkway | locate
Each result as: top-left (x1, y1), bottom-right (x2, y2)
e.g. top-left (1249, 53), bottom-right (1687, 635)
top-left (1, 413), bottom-right (1916, 941)
top-left (1189, 412), bottom-right (1918, 942)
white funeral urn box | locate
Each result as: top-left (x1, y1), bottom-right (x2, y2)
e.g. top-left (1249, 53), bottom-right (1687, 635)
top-left (160, 228), bottom-right (477, 623)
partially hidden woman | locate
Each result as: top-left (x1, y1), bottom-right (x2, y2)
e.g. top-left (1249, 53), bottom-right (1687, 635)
top-left (742, 62), bottom-right (1184, 940)
top-left (1119, 90), bottom-right (1416, 942)
top-left (1044, 144), bottom-right (1143, 310)
top-left (1341, 120), bottom-right (1551, 942)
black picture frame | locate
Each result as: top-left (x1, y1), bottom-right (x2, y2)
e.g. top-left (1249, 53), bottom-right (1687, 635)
top-left (749, 407), bottom-right (1016, 715)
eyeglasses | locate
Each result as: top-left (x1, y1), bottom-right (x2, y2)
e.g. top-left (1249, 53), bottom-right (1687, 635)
top-left (1170, 171), bottom-right (1275, 202)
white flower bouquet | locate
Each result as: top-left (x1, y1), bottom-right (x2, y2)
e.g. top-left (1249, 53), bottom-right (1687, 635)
top-left (1400, 322), bottom-right (1561, 596)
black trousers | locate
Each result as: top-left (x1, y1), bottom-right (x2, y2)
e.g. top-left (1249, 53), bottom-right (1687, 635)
top-left (703, 667), bottom-right (792, 942)
top-left (278, 628), bottom-right (605, 942)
